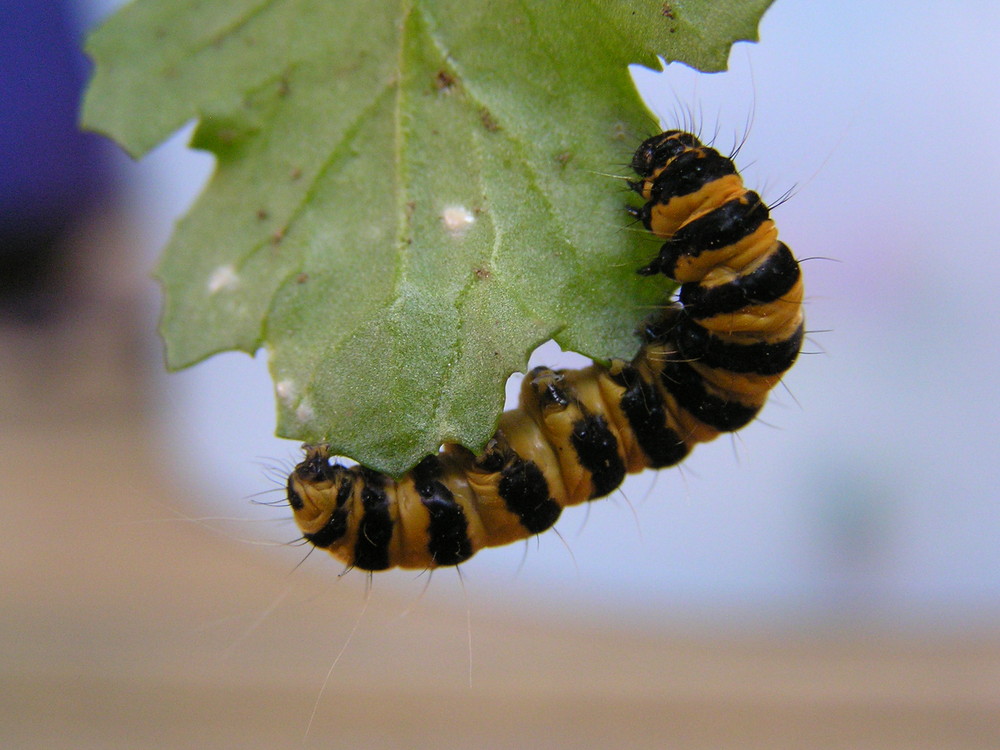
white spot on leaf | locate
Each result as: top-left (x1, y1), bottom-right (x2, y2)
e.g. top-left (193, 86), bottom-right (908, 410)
top-left (207, 264), bottom-right (240, 294)
top-left (276, 379), bottom-right (297, 405)
top-left (295, 398), bottom-right (314, 424)
top-left (441, 204), bottom-right (475, 237)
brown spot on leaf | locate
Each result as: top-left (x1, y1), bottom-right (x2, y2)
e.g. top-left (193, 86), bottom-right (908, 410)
top-left (434, 70), bottom-right (457, 92)
top-left (480, 108), bottom-right (500, 132)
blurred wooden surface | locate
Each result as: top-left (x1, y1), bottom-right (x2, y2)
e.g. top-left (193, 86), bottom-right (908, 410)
top-left (2, 260), bottom-right (999, 750)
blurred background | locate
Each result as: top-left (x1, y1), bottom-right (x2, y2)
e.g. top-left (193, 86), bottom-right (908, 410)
top-left (2, 0), bottom-right (998, 747)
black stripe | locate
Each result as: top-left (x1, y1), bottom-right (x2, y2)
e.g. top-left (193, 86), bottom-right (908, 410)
top-left (422, 493), bottom-right (473, 566)
top-left (286, 479), bottom-right (304, 511)
top-left (498, 458), bottom-right (562, 533)
top-left (352, 471), bottom-right (393, 571)
top-left (411, 454), bottom-right (444, 490)
top-left (334, 472), bottom-right (354, 507)
top-left (674, 317), bottom-right (804, 376)
top-left (570, 414), bottom-right (626, 498)
top-left (660, 360), bottom-right (760, 432)
top-left (303, 508), bottom-right (349, 549)
top-left (412, 456), bottom-right (473, 566)
top-left (647, 148), bottom-right (737, 205)
top-left (651, 192), bottom-right (770, 278)
top-left (613, 366), bottom-right (691, 469)
top-left (635, 202), bottom-right (658, 237)
top-left (631, 130), bottom-right (702, 178)
top-left (680, 242), bottom-right (800, 319)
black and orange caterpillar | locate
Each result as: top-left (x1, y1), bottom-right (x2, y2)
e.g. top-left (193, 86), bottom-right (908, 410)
top-left (286, 130), bottom-right (804, 571)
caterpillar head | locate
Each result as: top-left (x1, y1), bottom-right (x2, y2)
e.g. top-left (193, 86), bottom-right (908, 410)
top-left (630, 130), bottom-right (702, 179)
top-left (287, 444), bottom-right (353, 549)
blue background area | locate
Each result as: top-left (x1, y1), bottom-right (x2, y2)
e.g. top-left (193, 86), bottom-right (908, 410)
top-left (0, 2), bottom-right (107, 213)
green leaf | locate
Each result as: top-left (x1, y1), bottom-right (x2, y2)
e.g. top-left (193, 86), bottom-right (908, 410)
top-left (82, 0), bottom-right (773, 476)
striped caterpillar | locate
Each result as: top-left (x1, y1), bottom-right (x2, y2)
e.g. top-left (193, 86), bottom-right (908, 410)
top-left (286, 130), bottom-right (804, 572)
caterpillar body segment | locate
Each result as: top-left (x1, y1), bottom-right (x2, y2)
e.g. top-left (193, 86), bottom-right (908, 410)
top-left (286, 130), bottom-right (804, 572)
